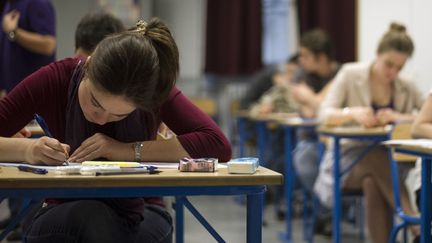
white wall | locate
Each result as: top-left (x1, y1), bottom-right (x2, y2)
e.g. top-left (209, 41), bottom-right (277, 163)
top-left (358, 0), bottom-right (432, 95)
top-left (51, 0), bottom-right (205, 83)
top-left (154, 0), bottom-right (206, 80)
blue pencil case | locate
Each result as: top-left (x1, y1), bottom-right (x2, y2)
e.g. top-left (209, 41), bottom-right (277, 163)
top-left (227, 157), bottom-right (259, 174)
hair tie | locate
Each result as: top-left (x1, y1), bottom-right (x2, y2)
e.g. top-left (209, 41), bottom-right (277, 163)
top-left (135, 20), bottom-right (147, 35)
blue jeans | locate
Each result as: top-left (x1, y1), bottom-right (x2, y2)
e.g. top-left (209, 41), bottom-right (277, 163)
top-left (293, 139), bottom-right (320, 194)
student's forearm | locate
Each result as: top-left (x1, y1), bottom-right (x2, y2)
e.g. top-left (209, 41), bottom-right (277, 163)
top-left (0, 137), bottom-right (31, 162)
top-left (395, 113), bottom-right (416, 123)
top-left (15, 28), bottom-right (56, 55)
top-left (322, 109), bottom-right (354, 126)
top-left (412, 124), bottom-right (432, 139)
top-left (108, 137), bottom-right (190, 162)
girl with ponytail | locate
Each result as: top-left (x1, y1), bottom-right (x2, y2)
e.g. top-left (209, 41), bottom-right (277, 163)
top-left (0, 18), bottom-right (231, 242)
top-left (315, 22), bottom-right (422, 242)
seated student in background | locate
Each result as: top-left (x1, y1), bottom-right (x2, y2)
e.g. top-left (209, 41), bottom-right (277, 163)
top-left (248, 54), bottom-right (299, 116)
top-left (291, 29), bottom-right (340, 119)
top-left (0, 18), bottom-right (231, 243)
top-left (74, 12), bottom-right (125, 58)
top-left (315, 23), bottom-right (423, 243)
top-left (410, 87), bottom-right (432, 243)
top-left (291, 28), bottom-right (340, 234)
top-left (246, 54), bottom-right (299, 219)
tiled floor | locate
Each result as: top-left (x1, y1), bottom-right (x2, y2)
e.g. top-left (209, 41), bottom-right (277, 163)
top-left (1, 196), bottom-right (366, 243)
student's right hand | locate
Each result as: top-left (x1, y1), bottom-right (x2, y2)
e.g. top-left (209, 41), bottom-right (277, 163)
top-left (349, 107), bottom-right (379, 128)
top-left (25, 137), bottom-right (70, 165)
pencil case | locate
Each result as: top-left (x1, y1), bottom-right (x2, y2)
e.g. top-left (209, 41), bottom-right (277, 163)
top-left (227, 157), bottom-right (259, 174)
top-left (178, 157), bottom-right (218, 172)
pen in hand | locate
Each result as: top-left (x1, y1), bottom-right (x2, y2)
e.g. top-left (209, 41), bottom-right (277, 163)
top-left (34, 113), bottom-right (70, 165)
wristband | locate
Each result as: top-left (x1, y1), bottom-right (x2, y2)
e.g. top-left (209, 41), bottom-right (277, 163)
top-left (134, 142), bottom-right (144, 161)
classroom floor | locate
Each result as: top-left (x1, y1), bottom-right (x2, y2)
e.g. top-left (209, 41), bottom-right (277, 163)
top-left (0, 196), bottom-right (366, 243)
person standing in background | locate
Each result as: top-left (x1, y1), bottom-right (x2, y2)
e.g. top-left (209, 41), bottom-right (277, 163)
top-left (0, 1), bottom-right (55, 240)
top-left (0, 0), bottom-right (56, 98)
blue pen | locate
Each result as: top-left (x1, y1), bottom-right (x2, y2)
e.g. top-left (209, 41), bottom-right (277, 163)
top-left (34, 114), bottom-right (53, 137)
top-left (18, 165), bottom-right (48, 174)
top-left (34, 114), bottom-right (69, 165)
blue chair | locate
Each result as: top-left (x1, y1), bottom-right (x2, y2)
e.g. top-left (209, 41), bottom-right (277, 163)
top-left (388, 124), bottom-right (420, 243)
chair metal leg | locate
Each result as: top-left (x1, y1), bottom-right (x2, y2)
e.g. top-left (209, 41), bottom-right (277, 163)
top-left (389, 223), bottom-right (405, 243)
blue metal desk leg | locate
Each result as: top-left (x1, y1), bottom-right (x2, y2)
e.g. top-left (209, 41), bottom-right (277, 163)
top-left (238, 117), bottom-right (247, 157)
top-left (333, 137), bottom-right (341, 243)
top-left (256, 121), bottom-right (267, 167)
top-left (256, 120), bottom-right (267, 225)
top-left (420, 157), bottom-right (431, 243)
top-left (174, 196), bottom-right (185, 243)
top-left (247, 189), bottom-right (264, 243)
top-left (284, 126), bottom-right (295, 242)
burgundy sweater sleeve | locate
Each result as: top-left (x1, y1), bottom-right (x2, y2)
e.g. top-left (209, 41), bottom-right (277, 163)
top-left (0, 58), bottom-right (75, 138)
top-left (161, 88), bottom-right (232, 161)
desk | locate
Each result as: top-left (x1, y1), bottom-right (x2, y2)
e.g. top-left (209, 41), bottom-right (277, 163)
top-left (385, 142), bottom-right (432, 243)
top-left (0, 166), bottom-right (283, 243)
top-left (277, 118), bottom-right (318, 242)
top-left (318, 126), bottom-right (391, 243)
top-left (237, 111), bottom-right (298, 165)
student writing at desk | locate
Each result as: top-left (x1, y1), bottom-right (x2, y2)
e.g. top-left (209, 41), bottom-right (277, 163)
top-left (410, 87), bottom-right (432, 243)
top-left (315, 23), bottom-right (423, 243)
top-left (291, 29), bottom-right (340, 234)
top-left (0, 18), bottom-right (231, 243)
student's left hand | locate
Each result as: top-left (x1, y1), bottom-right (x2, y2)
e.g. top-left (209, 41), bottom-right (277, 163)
top-left (376, 108), bottom-right (398, 125)
top-left (12, 127), bottom-right (32, 138)
top-left (69, 133), bottom-right (126, 162)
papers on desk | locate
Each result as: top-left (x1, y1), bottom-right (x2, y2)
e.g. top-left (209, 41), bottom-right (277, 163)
top-left (383, 139), bottom-right (432, 149)
top-left (0, 161), bottom-right (176, 175)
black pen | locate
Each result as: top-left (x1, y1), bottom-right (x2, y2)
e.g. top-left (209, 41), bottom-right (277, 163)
top-left (18, 165), bottom-right (48, 175)
top-left (34, 113), bottom-right (70, 165)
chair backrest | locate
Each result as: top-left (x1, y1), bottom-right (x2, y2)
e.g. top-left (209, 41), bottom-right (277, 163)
top-left (189, 97), bottom-right (218, 117)
top-left (391, 123), bottom-right (418, 163)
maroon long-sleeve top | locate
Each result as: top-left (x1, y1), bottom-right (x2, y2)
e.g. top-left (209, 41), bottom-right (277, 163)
top-left (0, 58), bottom-right (232, 225)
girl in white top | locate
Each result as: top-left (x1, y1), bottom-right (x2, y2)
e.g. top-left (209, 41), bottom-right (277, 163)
top-left (315, 23), bottom-right (423, 242)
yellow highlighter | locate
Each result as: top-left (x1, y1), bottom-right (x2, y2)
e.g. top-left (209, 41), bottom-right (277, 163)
top-left (81, 161), bottom-right (143, 168)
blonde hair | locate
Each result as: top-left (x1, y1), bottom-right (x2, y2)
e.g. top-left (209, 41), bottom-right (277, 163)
top-left (377, 22), bottom-right (414, 56)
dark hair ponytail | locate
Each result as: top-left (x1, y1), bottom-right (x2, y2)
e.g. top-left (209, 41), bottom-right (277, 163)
top-left (86, 17), bottom-right (179, 111)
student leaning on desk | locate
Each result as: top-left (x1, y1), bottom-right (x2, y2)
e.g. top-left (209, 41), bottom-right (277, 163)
top-left (314, 22), bottom-right (423, 243)
top-left (410, 88), bottom-right (432, 239)
top-left (0, 18), bottom-right (231, 243)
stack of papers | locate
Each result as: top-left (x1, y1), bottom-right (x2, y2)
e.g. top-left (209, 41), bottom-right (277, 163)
top-left (383, 139), bottom-right (432, 149)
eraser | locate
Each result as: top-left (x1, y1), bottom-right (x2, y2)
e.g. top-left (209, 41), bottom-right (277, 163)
top-left (227, 157), bottom-right (259, 174)
top-left (178, 158), bottom-right (218, 172)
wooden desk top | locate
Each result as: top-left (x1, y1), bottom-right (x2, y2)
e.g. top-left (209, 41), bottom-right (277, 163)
top-left (277, 117), bottom-right (318, 127)
top-left (237, 110), bottom-right (299, 122)
top-left (318, 125), bottom-right (392, 136)
top-left (385, 142), bottom-right (432, 156)
top-left (0, 166), bottom-right (283, 189)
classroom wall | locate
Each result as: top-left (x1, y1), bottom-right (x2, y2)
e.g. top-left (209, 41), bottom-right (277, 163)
top-left (358, 0), bottom-right (432, 95)
top-left (51, 0), bottom-right (205, 84)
